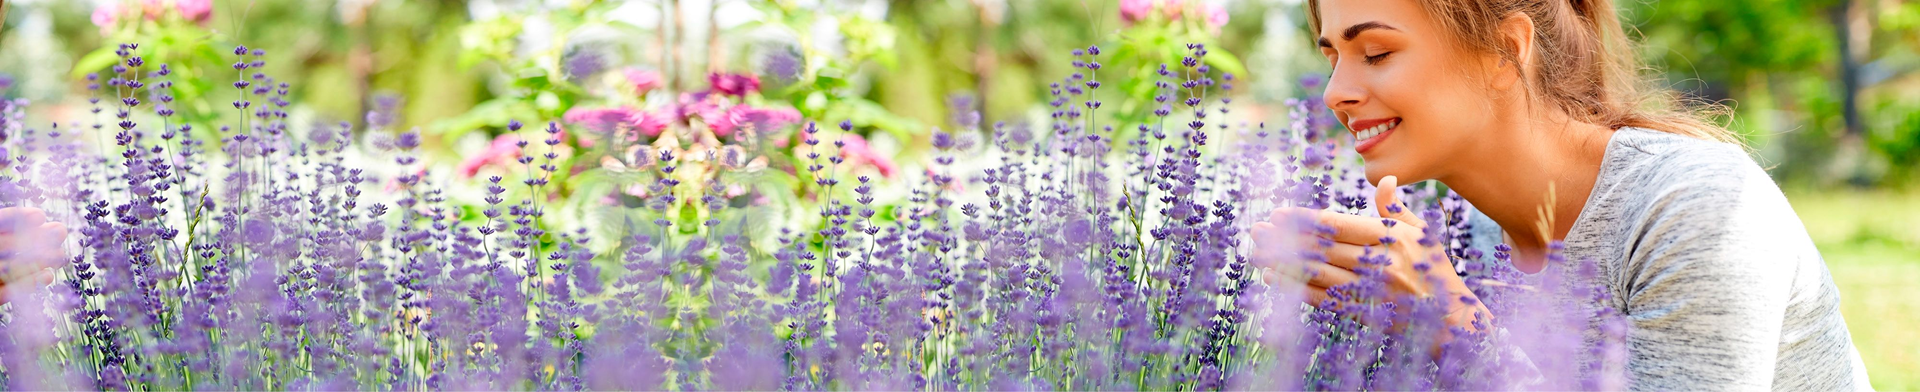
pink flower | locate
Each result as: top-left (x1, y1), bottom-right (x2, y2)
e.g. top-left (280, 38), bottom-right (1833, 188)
top-left (563, 107), bottom-right (642, 133)
top-left (1120, 0), bottom-right (1155, 24)
top-left (92, 3), bottom-right (120, 30)
top-left (707, 72), bottom-right (762, 97)
top-left (632, 110), bottom-right (673, 138)
top-left (1162, 0), bottom-right (1184, 19)
top-left (119, 0), bottom-right (212, 24)
top-left (565, 106), bottom-right (675, 142)
top-left (676, 93), bottom-right (729, 123)
top-left (458, 134), bottom-right (523, 178)
top-left (710, 106), bottom-right (802, 138)
top-left (175, 0), bottom-right (214, 23)
top-left (1205, 2), bottom-right (1229, 29)
top-left (836, 134), bottom-right (899, 179)
top-left (706, 109), bottom-right (745, 138)
top-left (741, 106), bottom-right (802, 132)
top-left (143, 0), bottom-right (167, 21)
top-left (623, 68), bottom-right (662, 96)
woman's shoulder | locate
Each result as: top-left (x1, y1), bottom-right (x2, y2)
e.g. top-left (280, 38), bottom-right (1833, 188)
top-left (1604, 127), bottom-right (1758, 177)
top-left (1582, 127), bottom-right (1817, 273)
top-left (1570, 126), bottom-right (1811, 273)
top-left (1592, 127), bottom-right (1779, 207)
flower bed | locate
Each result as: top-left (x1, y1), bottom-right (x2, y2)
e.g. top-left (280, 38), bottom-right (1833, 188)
top-left (0, 42), bottom-right (1625, 391)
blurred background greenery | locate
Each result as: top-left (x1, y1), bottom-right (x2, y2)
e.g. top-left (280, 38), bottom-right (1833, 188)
top-left (2, 0), bottom-right (1915, 388)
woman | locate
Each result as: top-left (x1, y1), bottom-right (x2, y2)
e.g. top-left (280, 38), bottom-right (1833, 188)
top-left (1248, 0), bottom-right (1872, 390)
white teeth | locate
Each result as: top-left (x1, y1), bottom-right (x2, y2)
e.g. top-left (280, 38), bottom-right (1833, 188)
top-left (1354, 119), bottom-right (1398, 142)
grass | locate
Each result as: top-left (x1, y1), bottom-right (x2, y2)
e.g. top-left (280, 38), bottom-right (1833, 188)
top-left (1786, 188), bottom-right (1920, 391)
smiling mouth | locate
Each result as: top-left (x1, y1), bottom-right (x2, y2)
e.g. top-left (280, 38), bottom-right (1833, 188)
top-left (1354, 118), bottom-right (1398, 143)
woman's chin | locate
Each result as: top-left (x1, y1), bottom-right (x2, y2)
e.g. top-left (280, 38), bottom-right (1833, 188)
top-left (1361, 160), bottom-right (1422, 187)
top-left (1361, 160), bottom-right (1392, 182)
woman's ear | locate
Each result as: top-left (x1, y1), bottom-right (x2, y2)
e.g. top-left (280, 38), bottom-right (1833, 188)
top-left (1489, 12), bottom-right (1537, 92)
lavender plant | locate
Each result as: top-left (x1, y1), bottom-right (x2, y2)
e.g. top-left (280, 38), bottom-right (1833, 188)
top-left (0, 41), bottom-right (1625, 391)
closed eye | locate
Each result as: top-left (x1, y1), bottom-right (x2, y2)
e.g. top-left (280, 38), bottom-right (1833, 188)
top-left (1363, 52), bottom-right (1392, 65)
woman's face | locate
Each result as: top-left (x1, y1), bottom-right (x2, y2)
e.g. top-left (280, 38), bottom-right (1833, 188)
top-left (1316, 0), bottom-right (1504, 184)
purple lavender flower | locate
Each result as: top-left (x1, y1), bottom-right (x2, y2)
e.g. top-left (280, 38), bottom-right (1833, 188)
top-left (763, 48), bottom-right (803, 81)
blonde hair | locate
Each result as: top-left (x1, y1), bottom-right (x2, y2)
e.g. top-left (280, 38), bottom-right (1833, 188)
top-left (1308, 0), bottom-right (1739, 144)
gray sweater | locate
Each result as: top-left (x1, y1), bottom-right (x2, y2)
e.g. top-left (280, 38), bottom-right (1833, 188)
top-left (1530, 127), bottom-right (1872, 390)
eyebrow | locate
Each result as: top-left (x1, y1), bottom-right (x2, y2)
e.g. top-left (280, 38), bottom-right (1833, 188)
top-left (1316, 21), bottom-right (1400, 48)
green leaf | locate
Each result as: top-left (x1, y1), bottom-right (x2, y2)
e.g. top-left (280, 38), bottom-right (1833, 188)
top-left (677, 202), bottom-right (701, 234)
top-left (428, 98), bottom-right (542, 141)
top-left (1203, 50), bottom-right (1249, 80)
top-left (828, 98), bottom-right (923, 143)
top-left (71, 48), bottom-right (122, 79)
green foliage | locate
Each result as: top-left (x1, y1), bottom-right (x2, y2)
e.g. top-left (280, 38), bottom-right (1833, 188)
top-left (77, 27), bottom-right (226, 123)
top-left (750, 0), bottom-right (921, 148)
top-left (1628, 0), bottom-right (1839, 88)
top-left (445, 0), bottom-right (636, 138)
top-left (1623, 0), bottom-right (1920, 186)
top-left (1871, 105), bottom-right (1920, 182)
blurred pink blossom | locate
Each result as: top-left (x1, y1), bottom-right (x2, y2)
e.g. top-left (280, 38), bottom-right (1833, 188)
top-left (633, 110), bottom-right (674, 138)
top-left (710, 106), bottom-right (801, 138)
top-left (1120, 0), bottom-right (1155, 24)
top-left (836, 134), bottom-right (898, 179)
top-left (1205, 2), bottom-right (1229, 29)
top-left (143, 0), bottom-right (167, 20)
top-left (139, 0), bottom-right (212, 24)
top-left (1162, 0), bottom-right (1184, 19)
top-left (175, 0), bottom-right (214, 24)
top-left (92, 3), bottom-right (120, 32)
top-left (564, 106), bottom-right (673, 142)
top-left (563, 107), bottom-right (643, 133)
top-left (458, 134), bottom-right (523, 178)
top-left (705, 108), bottom-right (748, 138)
top-left (623, 68), bottom-right (662, 96)
top-left (740, 106), bottom-right (802, 133)
top-left (676, 93), bottom-right (728, 122)
top-left (707, 72), bottom-right (761, 97)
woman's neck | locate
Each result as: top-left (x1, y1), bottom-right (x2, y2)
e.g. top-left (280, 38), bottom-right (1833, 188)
top-left (1437, 116), bottom-right (1614, 273)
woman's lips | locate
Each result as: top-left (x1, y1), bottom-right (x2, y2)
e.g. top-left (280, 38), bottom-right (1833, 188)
top-left (1352, 117), bottom-right (1400, 155)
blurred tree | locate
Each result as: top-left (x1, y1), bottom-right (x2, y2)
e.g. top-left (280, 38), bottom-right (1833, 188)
top-left (1625, 0), bottom-right (1920, 186)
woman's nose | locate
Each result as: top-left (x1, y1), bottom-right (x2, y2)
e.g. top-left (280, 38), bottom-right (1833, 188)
top-left (1322, 67), bottom-right (1366, 111)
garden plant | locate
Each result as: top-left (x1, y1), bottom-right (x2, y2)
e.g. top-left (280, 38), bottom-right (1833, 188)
top-left (0, 24), bottom-right (1631, 392)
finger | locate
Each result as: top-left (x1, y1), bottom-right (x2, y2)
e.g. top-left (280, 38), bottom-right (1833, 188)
top-left (0, 207), bottom-right (48, 228)
top-left (17, 208), bottom-right (46, 226)
top-left (1305, 285), bottom-right (1332, 307)
top-left (1257, 261), bottom-right (1311, 288)
top-left (1322, 242), bottom-right (1385, 270)
top-left (1302, 262), bottom-right (1359, 289)
top-left (1313, 210), bottom-right (1395, 246)
top-left (0, 208), bottom-right (25, 233)
top-left (0, 221), bottom-right (67, 269)
top-left (39, 221), bottom-right (66, 240)
top-left (30, 222), bottom-right (68, 266)
top-left (1251, 221), bottom-right (1320, 266)
top-left (1249, 222), bottom-right (1283, 268)
top-left (1264, 207), bottom-right (1319, 232)
top-left (1373, 175), bottom-right (1427, 229)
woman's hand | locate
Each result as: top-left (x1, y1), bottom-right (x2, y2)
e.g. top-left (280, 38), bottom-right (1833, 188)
top-left (0, 207), bottom-right (68, 302)
top-left (1249, 176), bottom-right (1491, 332)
